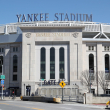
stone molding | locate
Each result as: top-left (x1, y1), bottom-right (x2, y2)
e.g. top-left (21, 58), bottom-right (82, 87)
top-left (25, 33), bottom-right (31, 38)
top-left (36, 32), bottom-right (79, 37)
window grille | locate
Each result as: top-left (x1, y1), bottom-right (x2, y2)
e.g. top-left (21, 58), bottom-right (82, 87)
top-left (88, 46), bottom-right (94, 51)
top-left (0, 48), bottom-right (4, 53)
top-left (13, 47), bottom-right (18, 52)
top-left (13, 75), bottom-right (17, 81)
top-left (104, 46), bottom-right (109, 51)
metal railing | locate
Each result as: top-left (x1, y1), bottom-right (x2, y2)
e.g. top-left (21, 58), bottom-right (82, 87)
top-left (0, 21), bottom-right (110, 34)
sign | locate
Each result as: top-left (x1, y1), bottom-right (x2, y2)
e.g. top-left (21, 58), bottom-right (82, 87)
top-left (0, 75), bottom-right (5, 79)
top-left (59, 81), bottom-right (66, 103)
top-left (59, 81), bottom-right (66, 88)
top-left (1, 80), bottom-right (4, 85)
top-left (43, 80), bottom-right (69, 85)
top-left (0, 90), bottom-right (10, 96)
top-left (16, 13), bottom-right (92, 22)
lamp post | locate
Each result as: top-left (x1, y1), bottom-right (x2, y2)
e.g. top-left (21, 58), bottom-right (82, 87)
top-left (24, 84), bottom-right (25, 96)
top-left (97, 71), bottom-right (98, 96)
top-left (0, 59), bottom-right (3, 100)
top-left (74, 43), bottom-right (78, 80)
top-left (89, 69), bottom-right (92, 93)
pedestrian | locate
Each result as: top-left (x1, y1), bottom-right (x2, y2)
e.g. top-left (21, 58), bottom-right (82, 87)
top-left (31, 93), bottom-right (34, 96)
top-left (12, 91), bottom-right (14, 99)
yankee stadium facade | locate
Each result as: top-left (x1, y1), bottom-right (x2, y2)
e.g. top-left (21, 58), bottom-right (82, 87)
top-left (0, 14), bottom-right (110, 96)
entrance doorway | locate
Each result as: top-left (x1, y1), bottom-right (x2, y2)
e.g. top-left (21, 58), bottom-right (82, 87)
top-left (26, 86), bottom-right (31, 96)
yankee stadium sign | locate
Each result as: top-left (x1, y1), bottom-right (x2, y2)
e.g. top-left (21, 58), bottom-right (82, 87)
top-left (16, 13), bottom-right (92, 22)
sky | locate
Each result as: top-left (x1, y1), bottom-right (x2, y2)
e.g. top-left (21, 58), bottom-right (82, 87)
top-left (0, 0), bottom-right (110, 25)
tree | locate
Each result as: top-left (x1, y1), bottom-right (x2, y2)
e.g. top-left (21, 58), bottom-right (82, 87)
top-left (80, 70), bottom-right (95, 92)
top-left (98, 71), bottom-right (109, 94)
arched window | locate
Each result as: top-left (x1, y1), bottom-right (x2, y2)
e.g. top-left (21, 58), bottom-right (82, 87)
top-left (0, 56), bottom-right (3, 73)
top-left (59, 47), bottom-right (64, 79)
top-left (89, 54), bottom-right (94, 72)
top-left (13, 55), bottom-right (18, 72)
top-left (50, 47), bottom-right (55, 79)
top-left (105, 54), bottom-right (109, 73)
top-left (40, 47), bottom-right (46, 79)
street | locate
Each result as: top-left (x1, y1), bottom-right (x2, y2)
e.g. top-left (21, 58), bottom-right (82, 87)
top-left (0, 100), bottom-right (106, 110)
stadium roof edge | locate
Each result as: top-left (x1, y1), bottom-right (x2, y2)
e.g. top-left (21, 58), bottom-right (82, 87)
top-left (0, 21), bottom-right (110, 27)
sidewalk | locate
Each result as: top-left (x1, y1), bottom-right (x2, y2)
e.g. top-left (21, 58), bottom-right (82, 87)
top-left (92, 103), bottom-right (106, 106)
top-left (0, 97), bottom-right (21, 101)
top-left (64, 103), bottom-right (106, 109)
top-left (59, 101), bottom-right (107, 109)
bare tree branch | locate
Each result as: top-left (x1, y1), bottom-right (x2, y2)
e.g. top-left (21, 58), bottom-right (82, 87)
top-left (98, 71), bottom-right (109, 94)
top-left (80, 70), bottom-right (95, 92)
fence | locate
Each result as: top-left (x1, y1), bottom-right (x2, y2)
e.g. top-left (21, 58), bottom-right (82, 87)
top-left (37, 87), bottom-right (84, 103)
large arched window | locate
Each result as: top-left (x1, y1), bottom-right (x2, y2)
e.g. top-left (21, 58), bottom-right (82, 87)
top-left (50, 47), bottom-right (55, 79)
top-left (59, 47), bottom-right (64, 79)
top-left (0, 56), bottom-right (3, 73)
top-left (40, 47), bottom-right (46, 79)
top-left (13, 55), bottom-right (18, 72)
top-left (105, 54), bottom-right (109, 73)
top-left (89, 54), bottom-right (94, 72)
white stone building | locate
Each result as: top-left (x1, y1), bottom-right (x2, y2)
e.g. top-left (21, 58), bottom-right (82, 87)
top-left (0, 21), bottom-right (110, 96)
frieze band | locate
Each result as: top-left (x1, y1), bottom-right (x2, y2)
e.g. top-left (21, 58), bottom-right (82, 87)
top-left (36, 32), bottom-right (79, 37)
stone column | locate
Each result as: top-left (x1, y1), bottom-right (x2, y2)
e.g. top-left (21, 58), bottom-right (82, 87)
top-left (4, 45), bottom-right (10, 89)
top-left (46, 46), bottom-right (50, 80)
top-left (96, 43), bottom-right (103, 95)
top-left (55, 46), bottom-right (59, 82)
top-left (65, 46), bottom-right (68, 82)
top-left (97, 43), bottom-right (103, 71)
top-left (36, 47), bottom-right (40, 82)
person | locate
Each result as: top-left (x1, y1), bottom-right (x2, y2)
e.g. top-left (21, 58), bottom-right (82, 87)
top-left (31, 93), bottom-right (34, 96)
top-left (12, 91), bottom-right (15, 99)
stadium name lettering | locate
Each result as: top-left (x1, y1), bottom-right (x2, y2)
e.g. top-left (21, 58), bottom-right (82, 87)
top-left (16, 13), bottom-right (92, 22)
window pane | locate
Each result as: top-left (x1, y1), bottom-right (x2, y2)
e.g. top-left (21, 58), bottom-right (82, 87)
top-left (50, 47), bottom-right (55, 79)
top-left (104, 46), bottom-right (106, 51)
top-left (13, 66), bottom-right (17, 72)
top-left (89, 54), bottom-right (94, 80)
top-left (40, 48), bottom-right (46, 79)
top-left (89, 46), bottom-right (91, 50)
top-left (92, 46), bottom-right (94, 50)
top-left (89, 54), bottom-right (94, 71)
top-left (13, 75), bottom-right (17, 81)
top-left (0, 56), bottom-right (3, 65)
top-left (41, 64), bottom-right (45, 71)
top-left (105, 54), bottom-right (109, 73)
top-left (0, 56), bottom-right (3, 73)
top-left (59, 48), bottom-right (64, 79)
top-left (16, 47), bottom-right (18, 52)
top-left (0, 66), bottom-right (2, 73)
top-left (106, 91), bottom-right (108, 94)
top-left (13, 47), bottom-right (15, 52)
top-left (2, 48), bottom-right (4, 52)
top-left (13, 55), bottom-right (18, 72)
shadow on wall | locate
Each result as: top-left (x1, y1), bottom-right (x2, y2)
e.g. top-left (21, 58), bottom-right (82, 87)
top-left (0, 34), bottom-right (22, 44)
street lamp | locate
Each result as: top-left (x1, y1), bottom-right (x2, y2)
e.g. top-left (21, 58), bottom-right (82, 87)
top-left (0, 59), bottom-right (3, 100)
top-left (24, 84), bottom-right (25, 96)
top-left (89, 69), bottom-right (93, 93)
top-left (74, 43), bottom-right (78, 80)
